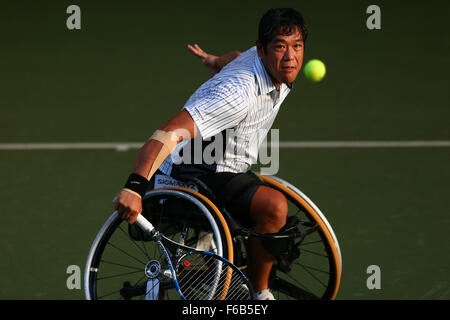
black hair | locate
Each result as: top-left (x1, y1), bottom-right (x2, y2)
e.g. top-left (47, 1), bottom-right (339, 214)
top-left (258, 8), bottom-right (308, 52)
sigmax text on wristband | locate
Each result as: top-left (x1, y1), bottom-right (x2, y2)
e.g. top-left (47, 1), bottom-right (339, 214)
top-left (124, 173), bottom-right (150, 198)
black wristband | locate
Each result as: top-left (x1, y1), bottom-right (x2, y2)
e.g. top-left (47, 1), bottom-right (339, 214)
top-left (124, 173), bottom-right (150, 198)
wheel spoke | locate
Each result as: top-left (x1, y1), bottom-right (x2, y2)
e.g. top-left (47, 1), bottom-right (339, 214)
top-left (99, 259), bottom-right (142, 271)
top-left (294, 261), bottom-right (330, 275)
top-left (96, 269), bottom-right (143, 281)
top-left (300, 248), bottom-right (329, 258)
top-left (97, 288), bottom-right (123, 300)
top-left (285, 271), bottom-right (313, 293)
top-left (117, 225), bottom-right (152, 260)
top-left (106, 241), bottom-right (147, 266)
top-left (297, 263), bottom-right (328, 288)
top-left (300, 240), bottom-right (324, 246)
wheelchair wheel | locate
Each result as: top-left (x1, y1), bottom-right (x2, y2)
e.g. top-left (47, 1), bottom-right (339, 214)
top-left (255, 174), bottom-right (342, 300)
top-left (84, 188), bottom-right (233, 300)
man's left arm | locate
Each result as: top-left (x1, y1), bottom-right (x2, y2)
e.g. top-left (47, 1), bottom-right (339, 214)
top-left (187, 44), bottom-right (241, 77)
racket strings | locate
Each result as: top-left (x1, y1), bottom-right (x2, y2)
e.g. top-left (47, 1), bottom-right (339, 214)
top-left (178, 254), bottom-right (215, 297)
top-left (177, 252), bottom-right (251, 300)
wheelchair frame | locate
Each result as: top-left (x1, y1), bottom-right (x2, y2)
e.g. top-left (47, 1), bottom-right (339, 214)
top-left (84, 173), bottom-right (342, 300)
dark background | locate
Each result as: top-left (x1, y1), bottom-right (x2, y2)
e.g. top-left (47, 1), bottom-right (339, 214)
top-left (0, 0), bottom-right (449, 299)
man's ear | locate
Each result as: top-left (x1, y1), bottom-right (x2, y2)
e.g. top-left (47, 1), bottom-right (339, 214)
top-left (256, 40), bottom-right (264, 57)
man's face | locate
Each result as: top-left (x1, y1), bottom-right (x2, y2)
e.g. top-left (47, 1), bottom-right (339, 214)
top-left (257, 27), bottom-right (304, 89)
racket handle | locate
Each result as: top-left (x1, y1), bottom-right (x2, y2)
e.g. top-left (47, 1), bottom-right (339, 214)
top-left (136, 214), bottom-right (156, 235)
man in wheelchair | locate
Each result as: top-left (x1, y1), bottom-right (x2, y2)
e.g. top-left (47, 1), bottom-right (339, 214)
top-left (114, 8), bottom-right (308, 300)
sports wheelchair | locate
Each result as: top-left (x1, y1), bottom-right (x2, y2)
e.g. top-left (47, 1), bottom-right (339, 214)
top-left (84, 172), bottom-right (342, 300)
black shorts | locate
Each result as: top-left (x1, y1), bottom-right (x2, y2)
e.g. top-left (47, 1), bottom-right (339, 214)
top-left (196, 171), bottom-right (266, 227)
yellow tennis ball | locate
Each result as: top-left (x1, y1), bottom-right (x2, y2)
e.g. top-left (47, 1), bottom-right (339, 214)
top-left (304, 59), bottom-right (326, 82)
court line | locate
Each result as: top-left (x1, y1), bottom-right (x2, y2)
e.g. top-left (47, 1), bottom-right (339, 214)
top-left (0, 141), bottom-right (450, 151)
top-left (268, 141), bottom-right (450, 148)
top-left (0, 142), bottom-right (143, 151)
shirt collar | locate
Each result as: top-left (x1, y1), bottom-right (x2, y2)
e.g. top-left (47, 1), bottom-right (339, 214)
top-left (253, 50), bottom-right (293, 95)
top-left (253, 52), bottom-right (277, 96)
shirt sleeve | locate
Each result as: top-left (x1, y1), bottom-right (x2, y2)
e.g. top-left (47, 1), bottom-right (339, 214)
top-left (183, 79), bottom-right (248, 140)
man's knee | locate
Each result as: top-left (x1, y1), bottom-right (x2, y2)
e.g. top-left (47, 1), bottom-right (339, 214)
top-left (250, 186), bottom-right (288, 230)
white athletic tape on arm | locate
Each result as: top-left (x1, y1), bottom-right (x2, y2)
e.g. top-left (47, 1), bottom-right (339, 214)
top-left (146, 130), bottom-right (179, 180)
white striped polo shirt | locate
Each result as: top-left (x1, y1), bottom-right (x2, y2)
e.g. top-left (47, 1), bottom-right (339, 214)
top-left (159, 46), bottom-right (292, 177)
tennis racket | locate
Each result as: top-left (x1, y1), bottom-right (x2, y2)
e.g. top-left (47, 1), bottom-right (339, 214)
top-left (135, 213), bottom-right (254, 300)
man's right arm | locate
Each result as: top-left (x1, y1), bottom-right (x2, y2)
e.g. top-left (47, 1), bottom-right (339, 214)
top-left (114, 109), bottom-right (198, 224)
